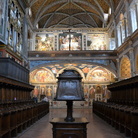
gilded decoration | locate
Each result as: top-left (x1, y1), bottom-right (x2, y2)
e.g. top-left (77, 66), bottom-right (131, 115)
top-left (9, 0), bottom-right (23, 32)
top-left (120, 56), bottom-right (131, 79)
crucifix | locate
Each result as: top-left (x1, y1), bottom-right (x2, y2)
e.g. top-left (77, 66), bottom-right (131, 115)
top-left (68, 29), bottom-right (71, 51)
top-left (64, 29), bottom-right (75, 51)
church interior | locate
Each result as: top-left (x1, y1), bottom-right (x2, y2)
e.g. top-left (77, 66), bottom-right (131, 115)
top-left (0, 0), bottom-right (138, 138)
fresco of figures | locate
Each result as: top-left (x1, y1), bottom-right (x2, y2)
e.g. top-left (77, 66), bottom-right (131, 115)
top-left (87, 33), bottom-right (108, 50)
top-left (59, 33), bottom-right (82, 50)
top-left (86, 67), bottom-right (112, 82)
top-left (30, 63), bottom-right (115, 107)
top-left (35, 34), bottom-right (54, 51)
top-left (33, 32), bottom-right (115, 51)
top-left (30, 68), bottom-right (56, 83)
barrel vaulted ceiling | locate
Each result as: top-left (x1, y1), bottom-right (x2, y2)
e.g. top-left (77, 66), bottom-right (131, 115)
top-left (26, 0), bottom-right (120, 28)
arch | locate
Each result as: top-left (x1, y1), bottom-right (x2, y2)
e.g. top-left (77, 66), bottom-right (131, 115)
top-left (86, 66), bottom-right (115, 83)
top-left (120, 55), bottom-right (131, 79)
top-left (30, 61), bottom-right (117, 77)
top-left (56, 66), bottom-right (86, 82)
top-left (30, 67), bottom-right (56, 83)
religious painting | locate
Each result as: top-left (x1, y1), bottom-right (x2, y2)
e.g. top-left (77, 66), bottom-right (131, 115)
top-left (87, 33), bottom-right (108, 50)
top-left (0, 0), bottom-right (7, 41)
top-left (86, 68), bottom-right (111, 82)
top-left (40, 86), bottom-right (46, 95)
top-left (30, 63), bottom-right (116, 107)
top-left (89, 86), bottom-right (95, 99)
top-left (46, 86), bottom-right (52, 99)
top-left (95, 85), bottom-right (103, 93)
top-left (30, 68), bottom-right (55, 83)
top-left (35, 33), bottom-right (54, 51)
top-left (59, 32), bottom-right (82, 50)
top-left (103, 86), bottom-right (111, 99)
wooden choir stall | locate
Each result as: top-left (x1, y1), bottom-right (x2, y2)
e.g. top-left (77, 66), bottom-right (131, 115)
top-left (0, 58), bottom-right (49, 138)
top-left (93, 76), bottom-right (138, 138)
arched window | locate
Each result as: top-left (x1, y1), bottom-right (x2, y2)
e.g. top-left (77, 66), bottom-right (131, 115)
top-left (117, 13), bottom-right (129, 47)
top-left (130, 0), bottom-right (138, 33)
top-left (130, 7), bottom-right (137, 32)
top-left (117, 23), bottom-right (122, 46)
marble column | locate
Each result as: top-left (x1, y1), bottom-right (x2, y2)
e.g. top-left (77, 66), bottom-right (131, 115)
top-left (129, 47), bottom-right (135, 77)
top-left (116, 58), bottom-right (120, 81)
top-left (135, 3), bottom-right (138, 28)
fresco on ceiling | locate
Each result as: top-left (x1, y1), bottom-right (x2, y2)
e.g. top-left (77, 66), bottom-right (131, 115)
top-left (30, 68), bottom-right (55, 83)
top-left (59, 33), bottom-right (82, 50)
top-left (35, 33), bottom-right (54, 51)
top-left (87, 33), bottom-right (108, 50)
top-left (86, 68), bottom-right (113, 82)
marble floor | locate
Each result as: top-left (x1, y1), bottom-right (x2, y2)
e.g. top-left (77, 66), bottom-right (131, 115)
top-left (16, 108), bottom-right (126, 138)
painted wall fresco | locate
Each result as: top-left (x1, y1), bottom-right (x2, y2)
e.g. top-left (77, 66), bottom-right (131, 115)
top-left (30, 63), bottom-right (115, 106)
top-left (30, 59), bottom-right (112, 69)
top-left (33, 32), bottom-right (113, 51)
top-left (86, 68), bottom-right (111, 82)
top-left (30, 64), bottom-right (115, 83)
top-left (30, 68), bottom-right (55, 83)
top-left (59, 33), bottom-right (82, 50)
top-left (35, 34), bottom-right (54, 51)
top-left (87, 33), bottom-right (108, 50)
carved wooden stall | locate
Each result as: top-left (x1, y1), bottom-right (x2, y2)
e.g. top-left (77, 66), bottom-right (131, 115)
top-left (93, 76), bottom-right (138, 138)
top-left (0, 58), bottom-right (49, 138)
